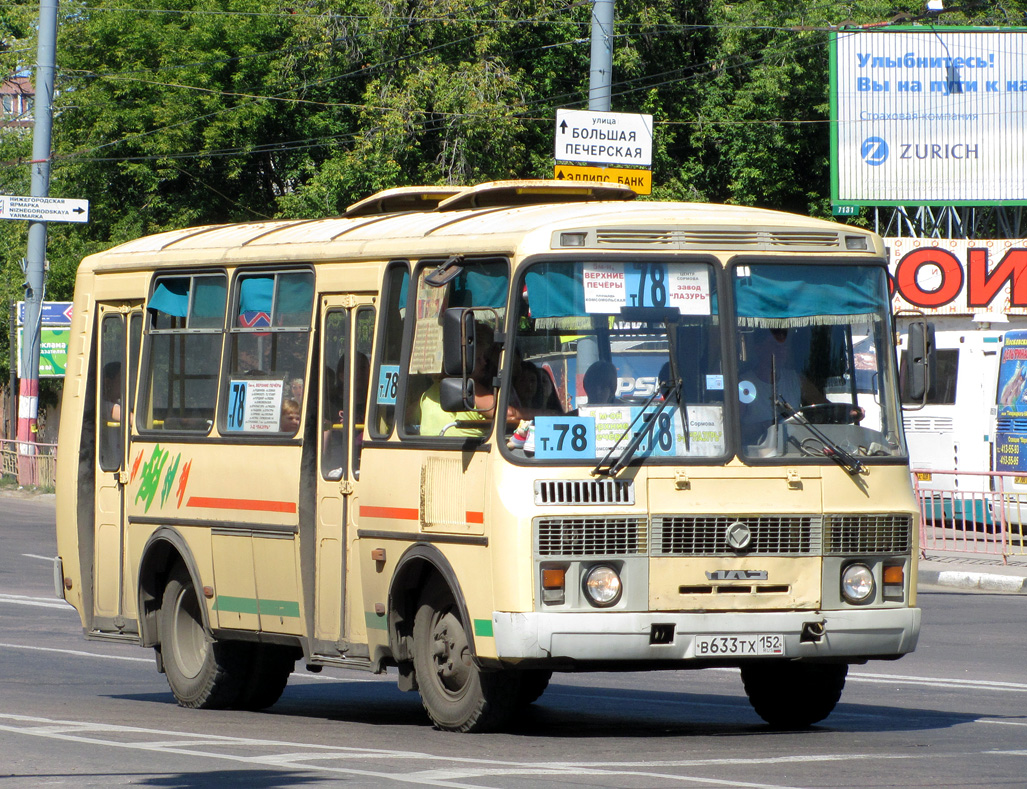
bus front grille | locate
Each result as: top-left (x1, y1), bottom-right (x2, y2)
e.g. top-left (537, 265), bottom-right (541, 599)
top-left (823, 514), bottom-right (912, 554)
top-left (536, 517), bottom-right (648, 556)
top-left (650, 515), bottom-right (822, 556)
top-left (534, 479), bottom-right (634, 506)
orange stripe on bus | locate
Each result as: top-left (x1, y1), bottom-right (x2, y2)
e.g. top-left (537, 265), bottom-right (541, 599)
top-left (465, 511), bottom-right (484, 524)
top-left (360, 506), bottom-right (419, 521)
top-left (187, 496), bottom-right (297, 514)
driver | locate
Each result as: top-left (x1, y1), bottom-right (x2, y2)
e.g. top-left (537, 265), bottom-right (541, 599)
top-left (738, 328), bottom-right (824, 445)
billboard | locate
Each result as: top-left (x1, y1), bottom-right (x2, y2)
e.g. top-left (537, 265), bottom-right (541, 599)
top-left (832, 28), bottom-right (1027, 206)
top-left (886, 238), bottom-right (1027, 316)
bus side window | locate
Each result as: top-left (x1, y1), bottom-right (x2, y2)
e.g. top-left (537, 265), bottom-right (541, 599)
top-left (321, 309), bottom-right (348, 479)
top-left (98, 315), bottom-right (126, 471)
top-left (222, 270), bottom-right (314, 437)
top-left (140, 274), bottom-right (227, 433)
top-left (352, 307), bottom-right (374, 476)
top-left (370, 263), bottom-right (409, 439)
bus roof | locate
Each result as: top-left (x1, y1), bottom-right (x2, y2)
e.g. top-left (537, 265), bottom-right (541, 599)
top-left (80, 180), bottom-right (882, 272)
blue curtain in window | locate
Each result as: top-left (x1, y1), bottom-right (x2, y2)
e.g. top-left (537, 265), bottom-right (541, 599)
top-left (149, 279), bottom-right (190, 317)
top-left (735, 265), bottom-right (882, 328)
top-left (238, 277), bottom-right (273, 327)
top-left (450, 268), bottom-right (507, 309)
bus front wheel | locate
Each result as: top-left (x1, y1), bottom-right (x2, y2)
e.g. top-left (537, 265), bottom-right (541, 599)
top-left (740, 661), bottom-right (847, 728)
top-left (412, 578), bottom-right (517, 732)
top-left (158, 565), bottom-right (247, 709)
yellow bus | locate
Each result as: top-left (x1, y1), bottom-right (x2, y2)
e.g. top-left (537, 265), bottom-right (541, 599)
top-left (55, 180), bottom-right (921, 732)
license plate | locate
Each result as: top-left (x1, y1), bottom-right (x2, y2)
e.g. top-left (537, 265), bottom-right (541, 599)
top-left (693, 634), bottom-right (785, 657)
top-left (915, 472), bottom-right (932, 481)
top-left (1015, 476), bottom-right (1027, 485)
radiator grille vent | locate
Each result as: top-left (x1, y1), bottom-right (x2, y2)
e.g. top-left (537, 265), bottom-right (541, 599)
top-left (536, 517), bottom-right (647, 556)
top-left (824, 514), bottom-right (912, 554)
top-left (650, 515), bottom-right (822, 556)
top-left (534, 479), bottom-right (634, 506)
top-left (593, 228), bottom-right (842, 250)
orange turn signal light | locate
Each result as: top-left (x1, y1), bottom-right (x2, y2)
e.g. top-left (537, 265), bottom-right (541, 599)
top-left (541, 568), bottom-right (566, 589)
top-left (883, 565), bottom-right (904, 585)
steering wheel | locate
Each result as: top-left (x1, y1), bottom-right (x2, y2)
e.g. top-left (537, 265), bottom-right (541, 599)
top-left (788, 403), bottom-right (862, 425)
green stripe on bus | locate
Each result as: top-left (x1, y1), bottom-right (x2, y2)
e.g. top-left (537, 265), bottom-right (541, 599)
top-left (473, 618), bottom-right (493, 638)
top-left (365, 611), bottom-right (389, 630)
top-left (213, 596), bottom-right (300, 618)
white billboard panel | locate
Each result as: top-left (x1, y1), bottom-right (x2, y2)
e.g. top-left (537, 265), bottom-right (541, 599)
top-left (833, 30), bottom-right (1027, 204)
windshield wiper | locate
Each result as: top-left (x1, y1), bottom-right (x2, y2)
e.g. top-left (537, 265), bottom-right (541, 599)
top-left (775, 396), bottom-right (866, 475)
top-left (591, 379), bottom-right (681, 477)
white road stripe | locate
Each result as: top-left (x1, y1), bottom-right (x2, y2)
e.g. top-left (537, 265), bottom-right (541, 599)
top-left (21, 553), bottom-right (55, 562)
top-left (0, 642), bottom-right (152, 662)
top-left (0, 592), bottom-right (74, 610)
top-left (0, 712), bottom-right (825, 789)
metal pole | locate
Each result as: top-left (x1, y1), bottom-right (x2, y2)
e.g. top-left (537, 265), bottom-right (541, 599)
top-left (588, 0), bottom-right (614, 112)
top-left (19, 0), bottom-right (58, 463)
top-left (9, 300), bottom-right (17, 439)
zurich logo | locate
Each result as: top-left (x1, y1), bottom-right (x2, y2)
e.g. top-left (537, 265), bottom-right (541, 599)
top-left (861, 137), bottom-right (889, 166)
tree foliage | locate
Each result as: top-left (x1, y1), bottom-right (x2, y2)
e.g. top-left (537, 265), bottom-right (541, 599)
top-left (0, 0), bottom-right (1024, 395)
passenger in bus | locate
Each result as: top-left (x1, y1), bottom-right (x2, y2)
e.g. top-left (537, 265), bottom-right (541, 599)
top-left (290, 377), bottom-right (304, 403)
top-left (280, 398), bottom-right (301, 433)
top-left (582, 360), bottom-right (620, 405)
top-left (102, 362), bottom-right (123, 424)
top-left (419, 321), bottom-right (500, 437)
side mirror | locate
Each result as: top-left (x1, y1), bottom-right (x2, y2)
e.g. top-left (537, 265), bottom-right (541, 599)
top-left (903, 320), bottom-right (936, 404)
top-left (442, 308), bottom-right (476, 378)
top-left (439, 376), bottom-right (475, 412)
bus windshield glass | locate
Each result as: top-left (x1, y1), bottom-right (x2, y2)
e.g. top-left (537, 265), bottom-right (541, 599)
top-left (508, 258), bottom-right (728, 462)
top-left (506, 259), bottom-right (904, 465)
top-left (732, 262), bottom-right (904, 463)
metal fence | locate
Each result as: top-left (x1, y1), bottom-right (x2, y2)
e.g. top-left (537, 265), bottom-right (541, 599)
top-left (0, 439), bottom-right (58, 489)
top-left (912, 469), bottom-right (1027, 561)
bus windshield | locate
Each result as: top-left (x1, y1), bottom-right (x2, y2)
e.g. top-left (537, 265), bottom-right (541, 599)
top-left (505, 259), bottom-right (905, 465)
top-left (732, 262), bottom-right (904, 464)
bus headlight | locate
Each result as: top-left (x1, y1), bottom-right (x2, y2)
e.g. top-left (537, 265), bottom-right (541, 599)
top-left (583, 565), bottom-right (622, 607)
top-left (841, 563), bottom-right (875, 604)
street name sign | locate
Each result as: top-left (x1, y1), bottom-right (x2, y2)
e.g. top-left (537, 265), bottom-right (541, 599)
top-left (554, 164), bottom-right (652, 195)
top-left (555, 109), bottom-right (653, 167)
top-left (0, 195), bottom-right (90, 224)
top-left (17, 300), bottom-right (74, 326)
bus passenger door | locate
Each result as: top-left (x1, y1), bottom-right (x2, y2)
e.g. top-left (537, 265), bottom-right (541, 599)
top-left (313, 295), bottom-right (375, 655)
top-left (93, 304), bottom-right (142, 632)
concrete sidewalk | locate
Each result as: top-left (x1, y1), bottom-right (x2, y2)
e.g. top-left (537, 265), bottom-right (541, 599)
top-left (918, 550), bottom-right (1027, 594)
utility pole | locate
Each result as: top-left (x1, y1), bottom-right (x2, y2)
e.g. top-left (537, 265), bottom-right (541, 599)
top-left (588, 0), bottom-right (614, 112)
top-left (19, 0), bottom-right (58, 465)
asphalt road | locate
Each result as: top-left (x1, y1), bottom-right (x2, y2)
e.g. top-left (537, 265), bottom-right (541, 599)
top-left (2, 493), bottom-right (1025, 788)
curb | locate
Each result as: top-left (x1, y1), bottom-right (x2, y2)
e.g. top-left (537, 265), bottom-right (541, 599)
top-left (918, 569), bottom-right (1027, 594)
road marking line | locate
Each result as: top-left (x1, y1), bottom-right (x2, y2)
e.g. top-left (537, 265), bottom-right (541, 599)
top-left (0, 712), bottom-right (854, 789)
top-left (0, 642), bottom-right (152, 662)
top-left (21, 553), bottom-right (55, 562)
top-left (848, 672), bottom-right (1027, 693)
top-left (0, 592), bottom-right (75, 610)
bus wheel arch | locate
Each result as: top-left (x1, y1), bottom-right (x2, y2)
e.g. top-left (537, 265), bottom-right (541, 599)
top-left (137, 527), bottom-right (208, 649)
top-left (386, 545), bottom-right (475, 682)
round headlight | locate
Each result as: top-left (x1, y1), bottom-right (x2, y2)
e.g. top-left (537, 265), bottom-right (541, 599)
top-left (841, 563), bottom-right (875, 603)
top-left (583, 565), bottom-right (622, 607)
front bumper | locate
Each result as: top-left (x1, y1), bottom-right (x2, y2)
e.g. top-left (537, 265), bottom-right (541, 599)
top-left (492, 607), bottom-right (921, 662)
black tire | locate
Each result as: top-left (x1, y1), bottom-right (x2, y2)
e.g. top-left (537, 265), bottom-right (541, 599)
top-left (412, 577), bottom-right (518, 732)
top-left (158, 565), bottom-right (247, 709)
top-left (516, 670), bottom-right (552, 707)
top-left (234, 645), bottom-right (296, 711)
top-left (741, 661), bottom-right (848, 728)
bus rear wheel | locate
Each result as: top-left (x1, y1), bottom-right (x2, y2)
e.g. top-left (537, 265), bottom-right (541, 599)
top-left (158, 565), bottom-right (247, 709)
top-left (412, 578), bottom-right (517, 732)
top-left (740, 661), bottom-right (848, 728)
top-left (234, 645), bottom-right (296, 711)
